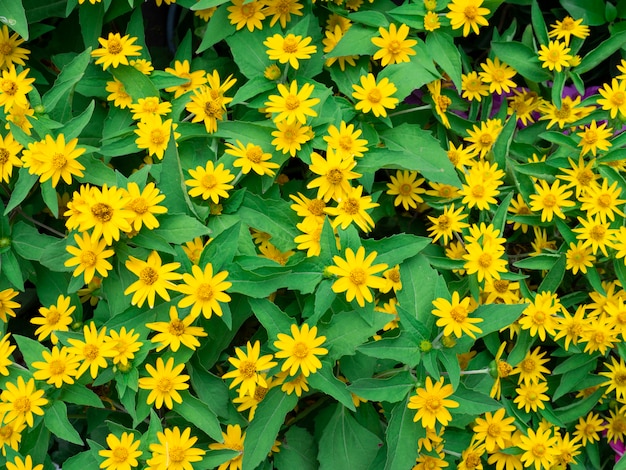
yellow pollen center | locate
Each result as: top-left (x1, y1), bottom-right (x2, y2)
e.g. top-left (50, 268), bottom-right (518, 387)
top-left (112, 447), bottom-right (129, 462)
top-left (240, 361), bottom-right (257, 379)
top-left (326, 168), bottom-right (344, 185)
top-left (1, 80), bottom-right (17, 95)
top-left (472, 184), bottom-right (485, 197)
top-left (465, 454), bottom-right (481, 468)
top-left (168, 446), bottom-right (185, 463)
top-left (83, 344), bottom-right (99, 361)
top-left (52, 153), bottom-right (66, 169)
top-left (616, 373), bottom-right (626, 385)
top-left (150, 129), bottom-right (165, 145)
top-left (542, 194), bottom-right (557, 207)
top-left (521, 359), bottom-right (535, 372)
top-left (254, 385), bottom-right (268, 401)
top-left (590, 225), bottom-right (606, 240)
top-left (241, 4), bottom-right (256, 18)
top-left (49, 359), bottom-right (65, 375)
top-left (343, 198), bottom-right (359, 215)
top-left (498, 361), bottom-right (512, 377)
top-left (549, 50), bottom-right (561, 61)
top-left (157, 377), bottom-right (172, 392)
top-left (246, 147), bottom-right (263, 163)
top-left (399, 183), bottom-right (413, 195)
top-left (561, 18), bottom-right (575, 30)
top-left (491, 69), bottom-right (506, 83)
top-left (388, 40), bottom-right (402, 55)
top-left (584, 130), bottom-right (598, 144)
top-left (578, 170), bottom-right (594, 185)
top-left (533, 310), bottom-right (546, 324)
top-left (598, 194), bottom-right (612, 208)
top-left (349, 267), bottom-right (366, 285)
top-left (0, 43), bottom-right (12, 56)
top-left (282, 37), bottom-right (299, 53)
top-left (487, 423), bottom-right (500, 437)
top-left (467, 78), bottom-right (482, 91)
top-left (613, 91), bottom-right (625, 105)
top-left (13, 396), bottom-right (30, 413)
top-left (554, 104), bottom-right (571, 119)
top-left (285, 95), bottom-right (300, 110)
top-left (480, 134), bottom-right (493, 146)
top-left (142, 100), bottom-right (158, 113)
top-left (129, 197), bottom-right (149, 214)
top-left (436, 95), bottom-right (451, 112)
top-left (388, 269), bottom-right (400, 283)
top-left (478, 253), bottom-right (492, 268)
top-left (107, 39), bottom-right (123, 55)
top-left (338, 136), bottom-right (353, 151)
top-left (47, 309), bottom-right (61, 326)
top-left (139, 267), bottom-right (158, 285)
top-left (202, 173), bottom-right (218, 189)
top-left (169, 319), bottom-right (185, 336)
top-left (0, 148), bottom-right (9, 164)
top-left (204, 100), bottom-right (222, 117)
top-left (367, 88), bottom-right (382, 103)
top-left (450, 306), bottom-right (467, 323)
top-left (493, 280), bottom-right (509, 293)
top-left (464, 6), bottom-right (478, 20)
top-left (532, 444), bottom-right (546, 457)
top-left (437, 215), bottom-right (450, 230)
top-left (196, 283), bottom-right (214, 301)
top-left (81, 251), bottom-right (97, 267)
top-left (0, 426), bottom-right (12, 439)
top-left (425, 397), bottom-right (441, 411)
top-left (308, 199), bottom-right (326, 216)
top-left (91, 203), bottom-right (114, 222)
top-left (293, 342), bottom-right (309, 358)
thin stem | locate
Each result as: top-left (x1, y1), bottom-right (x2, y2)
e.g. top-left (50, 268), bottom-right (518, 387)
top-left (459, 368), bottom-right (490, 376)
top-left (17, 209), bottom-right (66, 238)
top-left (388, 105), bottom-right (431, 117)
top-left (280, 62), bottom-right (290, 84)
top-left (182, 113), bottom-right (195, 123)
top-left (443, 449), bottom-right (462, 458)
top-left (231, 169), bottom-right (244, 186)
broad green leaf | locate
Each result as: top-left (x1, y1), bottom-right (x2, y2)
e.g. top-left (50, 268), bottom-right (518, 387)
top-left (531, 0), bottom-right (548, 45)
top-left (0, 0), bottom-right (28, 39)
top-left (308, 361), bottom-right (356, 411)
top-left (317, 310), bottom-right (389, 360)
top-left (198, 450), bottom-right (241, 469)
top-left (78, 1), bottom-right (103, 48)
top-left (553, 359), bottom-right (597, 401)
top-left (384, 397), bottom-right (424, 470)
top-left (378, 46), bottom-right (441, 100)
top-left (4, 168), bottom-right (38, 215)
top-left (59, 384), bottom-right (104, 408)
top-left (241, 388), bottom-right (298, 470)
top-left (426, 32), bottom-right (462, 90)
top-left (1, 250), bottom-right (23, 290)
top-left (554, 387), bottom-right (604, 424)
top-left (44, 400), bottom-right (83, 445)
top-left (231, 77), bottom-right (276, 106)
top-left (561, 0), bottom-right (609, 25)
top-left (14, 334), bottom-right (47, 370)
top-left (175, 391), bottom-right (223, 441)
top-left (111, 64), bottom-right (159, 100)
top-left (492, 115), bottom-right (516, 171)
top-left (348, 371), bottom-right (415, 403)
top-left (514, 254), bottom-right (561, 270)
top-left (61, 450), bottom-right (100, 470)
top-left (199, 220), bottom-right (240, 271)
top-left (362, 233), bottom-right (430, 268)
top-left (249, 297), bottom-right (294, 342)
top-left (318, 404), bottom-right (382, 470)
top-left (358, 334), bottom-right (421, 367)
top-left (226, 28), bottom-right (274, 80)
top-left (325, 24), bottom-right (378, 58)
top-left (378, 125), bottom-right (461, 187)
top-left (452, 383), bottom-right (502, 416)
top-left (577, 30), bottom-right (626, 73)
top-left (64, 100), bottom-right (96, 141)
top-left (155, 213), bottom-right (210, 244)
top-left (42, 48), bottom-right (92, 112)
top-left (187, 361), bottom-right (230, 418)
top-left (10, 221), bottom-right (56, 261)
top-left (274, 426), bottom-right (317, 470)
top-left (490, 41), bottom-right (551, 83)
top-left (197, 5), bottom-right (233, 52)
top-left (537, 255), bottom-right (566, 294)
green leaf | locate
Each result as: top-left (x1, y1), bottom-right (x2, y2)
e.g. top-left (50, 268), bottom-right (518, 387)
top-left (111, 64), bottom-right (159, 100)
top-left (231, 76), bottom-right (276, 106)
top-left (42, 48), bottom-right (92, 112)
top-left (1, 250), bottom-right (23, 290)
top-left (175, 390), bottom-right (223, 441)
top-left (44, 400), bottom-right (83, 445)
top-left (553, 359), bottom-right (597, 400)
top-left (384, 397), bottom-right (424, 470)
top-left (4, 168), bottom-right (38, 215)
top-left (61, 450), bottom-right (100, 470)
top-left (576, 29), bottom-right (626, 73)
top-left (197, 4), bottom-right (233, 52)
top-left (379, 125), bottom-right (461, 187)
top-left (490, 41), bottom-right (551, 83)
top-left (0, 0), bottom-right (28, 39)
top-left (226, 28), bottom-right (273, 80)
top-left (362, 234), bottom-right (430, 268)
top-left (241, 388), bottom-right (298, 470)
top-left (452, 383), bottom-right (502, 416)
top-left (317, 310), bottom-right (389, 360)
top-left (318, 405), bottom-right (382, 470)
top-left (59, 383), bottom-right (104, 408)
top-left (358, 334), bottom-right (421, 368)
top-left (493, 115), bottom-right (516, 171)
top-left (274, 426), bottom-right (317, 470)
top-left (554, 387), bottom-right (604, 424)
top-left (426, 32), bottom-right (462, 91)
top-left (325, 24), bottom-right (378, 58)
top-left (10, 221), bottom-right (56, 261)
top-left (155, 214), bottom-right (210, 244)
top-left (199, 450), bottom-right (241, 469)
top-left (79, 156), bottom-right (118, 187)
top-left (514, 254), bottom-right (561, 270)
top-left (14, 334), bottom-right (47, 370)
top-left (199, 220), bottom-right (240, 272)
top-left (64, 100), bottom-right (96, 141)
top-left (561, 0), bottom-right (608, 25)
top-left (378, 46), bottom-right (440, 101)
top-left (308, 361), bottom-right (356, 411)
top-left (249, 297), bottom-right (294, 341)
top-left (531, 0), bottom-right (549, 45)
top-left (537, 255), bottom-right (566, 294)
top-left (348, 371), bottom-right (415, 403)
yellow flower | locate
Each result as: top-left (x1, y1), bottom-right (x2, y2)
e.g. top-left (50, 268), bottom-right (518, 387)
top-left (565, 241), bottom-right (595, 275)
top-left (64, 232), bottom-right (115, 284)
top-left (580, 178), bottom-right (626, 222)
top-left (424, 11), bottom-right (441, 31)
top-left (573, 412), bottom-right (605, 446)
top-left (264, 64), bottom-right (281, 80)
top-left (6, 455), bottom-right (43, 470)
top-left (0, 421), bottom-right (25, 456)
top-left (265, 80), bottom-right (320, 124)
top-left (461, 71), bottom-right (489, 102)
top-left (164, 60), bottom-right (207, 98)
top-left (0, 65), bottom-right (34, 111)
top-left (0, 25), bottom-right (29, 69)
top-left (27, 133), bottom-right (86, 188)
top-left (0, 376), bottom-right (48, 428)
top-left (76, 184), bottom-right (133, 245)
top-left (177, 263), bottom-right (232, 319)
top-left (464, 118), bottom-right (502, 158)
top-left (146, 305), bottom-right (207, 352)
top-left (549, 16), bottom-right (589, 44)
top-left (124, 250), bottom-right (182, 309)
top-left (511, 347), bottom-right (551, 385)
top-left (294, 218), bottom-right (324, 257)
top-left (307, 148), bottom-right (361, 202)
top-left (576, 120), bottom-right (612, 157)
top-left (573, 215), bottom-right (616, 256)
top-left (32, 345), bottom-right (80, 388)
top-left (529, 179), bottom-right (575, 222)
top-left (407, 376), bottom-right (459, 428)
top-left (459, 171), bottom-right (500, 211)
top-left (227, 0), bottom-right (266, 31)
top-left (538, 40), bottom-right (572, 72)
top-left (185, 161), bottom-right (234, 202)
top-left (5, 104), bottom-right (35, 135)
top-left (67, 322), bottom-right (117, 379)
top-left (386, 170), bottom-right (426, 210)
top-left (0, 333), bottom-right (14, 376)
top-left (279, 371), bottom-right (310, 397)
top-left (427, 204), bottom-right (469, 245)
top-left (352, 73), bottom-right (399, 117)
top-left (507, 89), bottom-right (542, 126)
top-left (325, 185), bottom-right (378, 233)
top-left (225, 140), bottom-right (280, 176)
top-left (264, 33), bottom-right (316, 70)
top-left (540, 95), bottom-right (593, 128)
top-left (327, 246), bottom-right (388, 307)
top-left (106, 327), bottom-right (143, 366)
top-left (479, 57), bottom-right (516, 94)
top-left (462, 242), bottom-right (507, 283)
top-left (139, 357), bottom-right (189, 410)
top-left (222, 340), bottom-right (278, 397)
top-left (130, 96), bottom-right (171, 120)
top-left (186, 86), bottom-right (226, 134)
top-left (98, 432), bottom-right (143, 470)
top-left (290, 192), bottom-right (327, 222)
top-left (134, 115), bottom-right (177, 160)
top-left (91, 32), bottom-right (142, 70)
top-left (0, 132), bottom-right (21, 183)
top-left (0, 288), bottom-right (20, 322)
top-left (273, 323), bottom-right (328, 376)
top-left (557, 155), bottom-right (599, 197)
top-left (600, 356), bottom-right (626, 400)
top-left (473, 408), bottom-right (516, 452)
top-left (30, 294), bottom-right (75, 344)
top-left (130, 58), bottom-right (154, 74)
top-left (518, 291), bottom-right (560, 341)
top-left (322, 25), bottom-right (358, 71)
top-left (147, 427), bottom-right (205, 469)
top-left (105, 78), bottom-right (132, 109)
top-left (271, 120), bottom-right (312, 157)
top-left (431, 291), bottom-right (483, 339)
top-left (371, 23), bottom-right (417, 66)
top-left (323, 121), bottom-right (368, 159)
top-left (209, 424), bottom-right (245, 470)
top-left (446, 0), bottom-right (490, 36)
top-left (124, 181), bottom-right (167, 231)
top-left (427, 79), bottom-right (452, 128)
top-left (517, 427), bottom-right (559, 469)
top-left (263, 0), bottom-right (304, 28)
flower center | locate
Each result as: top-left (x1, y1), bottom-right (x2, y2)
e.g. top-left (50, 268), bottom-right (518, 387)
top-left (450, 306), bottom-right (467, 323)
top-left (0, 425), bottom-right (13, 439)
top-left (584, 131), bottom-right (598, 145)
top-left (616, 373), bottom-right (626, 386)
top-left (590, 225), bottom-right (606, 241)
top-left (196, 283), bottom-right (214, 301)
top-left (13, 397), bottom-right (30, 413)
top-left (241, 4), bottom-right (256, 18)
top-left (437, 215), bottom-right (450, 230)
top-left (140, 267), bottom-right (158, 285)
top-left (204, 100), bottom-right (222, 118)
top-left (150, 129), bottom-right (165, 145)
top-left (1, 79), bottom-right (17, 95)
top-left (388, 269), bottom-right (400, 283)
top-left (613, 91), bottom-right (625, 106)
top-left (326, 168), bottom-right (343, 185)
top-left (349, 268), bottom-right (366, 285)
top-left (471, 184), bottom-right (485, 198)
top-left (367, 88), bottom-right (382, 103)
top-left (464, 6), bottom-right (478, 20)
top-left (91, 203), bottom-right (114, 222)
top-left (84, 344), bottom-right (100, 361)
top-left (129, 197), bottom-right (149, 214)
top-left (254, 385), bottom-right (268, 401)
top-left (52, 153), bottom-right (66, 169)
top-left (168, 446), bottom-right (185, 463)
top-left (240, 361), bottom-right (257, 379)
top-left (202, 174), bottom-right (218, 189)
top-left (0, 43), bottom-right (12, 56)
top-left (521, 358), bottom-right (535, 372)
top-left (533, 310), bottom-right (546, 324)
top-left (542, 194), bottom-right (557, 208)
top-left (169, 319), bottom-right (185, 336)
top-left (142, 99), bottom-right (159, 113)
top-left (343, 198), bottom-right (359, 215)
top-left (425, 397), bottom-right (441, 412)
top-left (498, 361), bottom-right (512, 378)
top-left (293, 342), bottom-right (309, 358)
top-left (107, 39), bottom-right (123, 55)
top-left (246, 146), bottom-right (263, 163)
top-left (578, 170), bottom-right (594, 185)
top-left (285, 95), bottom-right (300, 110)
top-left (112, 447), bottom-right (129, 463)
top-left (478, 253), bottom-right (492, 268)
top-left (47, 309), bottom-right (61, 326)
top-left (0, 148), bottom-right (9, 164)
top-left (494, 280), bottom-right (509, 293)
top-left (81, 251), bottom-right (97, 267)
top-left (554, 104), bottom-right (571, 119)
top-left (436, 95), bottom-right (451, 112)
top-left (308, 199), bottom-right (326, 216)
top-left (282, 37), bottom-right (298, 54)
top-left (480, 134), bottom-right (493, 146)
top-left (388, 40), bottom-right (402, 55)
top-left (157, 377), bottom-right (173, 392)
top-left (598, 194), bottom-right (613, 208)
top-left (532, 443), bottom-right (546, 457)
top-left (338, 136), bottom-right (353, 151)
top-left (487, 423), bottom-right (500, 437)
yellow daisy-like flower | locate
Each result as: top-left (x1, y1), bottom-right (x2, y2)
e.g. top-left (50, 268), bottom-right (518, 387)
top-left (265, 80), bottom-right (320, 124)
top-left (147, 427), bottom-right (205, 470)
top-left (0, 421), bottom-right (26, 456)
top-left (573, 412), bottom-right (605, 446)
top-left (565, 241), bottom-right (595, 275)
top-left (185, 161), bottom-right (234, 203)
top-left (557, 156), bottom-right (599, 197)
top-left (31, 294), bottom-right (75, 344)
top-left (290, 192), bottom-right (327, 222)
top-left (0, 333), bottom-right (15, 376)
top-left (511, 347), bottom-right (551, 385)
top-left (67, 322), bottom-right (117, 379)
top-left (461, 71), bottom-right (489, 102)
top-left (573, 215), bottom-right (617, 256)
top-left (600, 356), bottom-right (626, 400)
top-left (225, 140), bottom-right (280, 176)
top-left (507, 89), bottom-right (542, 126)
top-left (91, 32), bottom-right (142, 70)
top-left (130, 58), bottom-right (154, 74)
top-left (0, 132), bottom-right (23, 183)
top-left (424, 11), bottom-right (441, 32)
top-left (186, 86), bottom-right (226, 134)
top-left (146, 306), bottom-right (207, 352)
top-left (579, 178), bottom-right (626, 222)
top-left (323, 121), bottom-right (368, 159)
top-left (371, 23), bottom-right (417, 66)
top-left (6, 455), bottom-right (43, 470)
top-left (124, 181), bottom-right (167, 231)
top-left (130, 96), bottom-right (172, 121)
top-left (327, 246), bottom-right (388, 307)
top-left (124, 250), bottom-right (182, 308)
top-left (271, 120), bottom-right (312, 157)
top-left (77, 184), bottom-right (133, 246)
top-left (517, 427), bottom-right (559, 469)
top-left (549, 16), bottom-right (590, 44)
top-left (264, 33), bottom-right (316, 70)
top-left (462, 242), bottom-right (507, 283)
top-left (294, 218), bottom-right (324, 258)
top-left (465, 118), bottom-right (502, 158)
top-left (325, 185), bottom-right (378, 233)
top-left (597, 78), bottom-right (626, 119)
top-left (134, 115), bottom-right (177, 160)
top-left (473, 408), bottom-right (516, 453)
top-left (227, 0), bottom-right (266, 32)
top-left (0, 25), bottom-right (29, 69)
top-left (273, 323), bottom-right (328, 376)
top-left (386, 170), bottom-right (426, 210)
top-left (28, 133), bottom-right (86, 188)
top-left (64, 231), bottom-right (115, 284)
top-left (427, 204), bottom-right (469, 245)
top-left (352, 73), bottom-right (399, 118)
top-left (307, 148), bottom-right (361, 202)
top-left (0, 376), bottom-right (48, 428)
top-left (432, 291), bottom-right (483, 339)
top-left (98, 432), bottom-right (143, 470)
top-left (182, 237), bottom-right (210, 265)
top-left (427, 79), bottom-right (452, 128)
top-left (446, 0), bottom-right (490, 37)
top-left (529, 179), bottom-right (575, 222)
top-left (479, 57), bottom-right (516, 95)
top-left (538, 40), bottom-right (573, 72)
top-left (138, 357), bottom-right (189, 410)
top-left (540, 95), bottom-right (594, 129)
top-left (322, 25), bottom-right (358, 71)
top-left (177, 263), bottom-right (232, 319)
top-left (164, 60), bottom-right (207, 98)
top-left (106, 327), bottom-right (143, 366)
top-left (576, 120), bottom-right (612, 157)
top-left (5, 104), bottom-right (35, 135)
top-left (32, 345), bottom-right (80, 388)
top-left (209, 424), bottom-right (245, 470)
top-left (222, 340), bottom-right (278, 397)
top-left (0, 65), bottom-right (34, 111)
top-left (264, 0), bottom-right (303, 28)
top-left (518, 291), bottom-right (560, 341)
top-left (407, 376), bottom-right (459, 428)
top-left (105, 78), bottom-right (132, 109)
